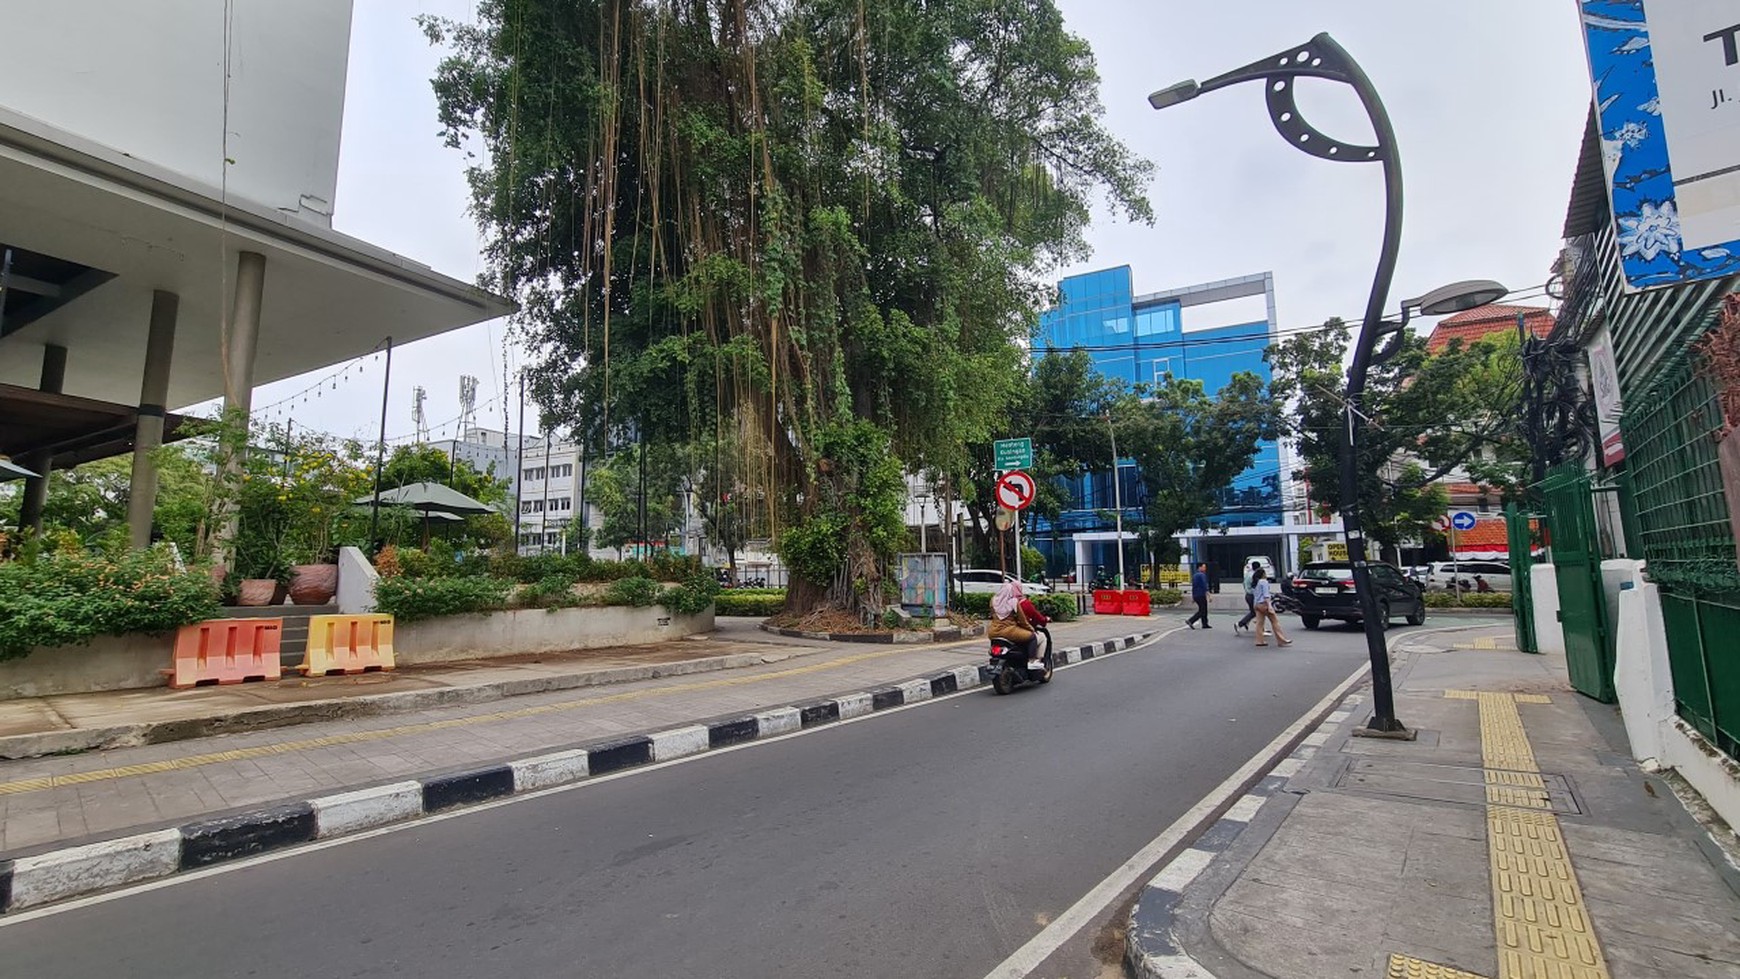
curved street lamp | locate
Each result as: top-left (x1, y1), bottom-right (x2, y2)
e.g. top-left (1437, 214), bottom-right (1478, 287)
top-left (1150, 34), bottom-right (1508, 736)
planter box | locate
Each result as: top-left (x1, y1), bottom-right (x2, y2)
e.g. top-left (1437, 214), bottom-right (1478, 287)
top-left (0, 634), bottom-right (173, 700)
top-left (392, 605), bottom-right (716, 666)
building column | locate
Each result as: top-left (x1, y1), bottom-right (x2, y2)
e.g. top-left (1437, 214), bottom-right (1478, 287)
top-left (17, 344), bottom-right (68, 534)
top-left (213, 252), bottom-right (266, 569)
top-left (127, 290), bottom-right (179, 550)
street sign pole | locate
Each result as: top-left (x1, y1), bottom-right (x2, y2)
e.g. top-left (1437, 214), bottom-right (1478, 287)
top-left (1015, 513), bottom-right (1023, 582)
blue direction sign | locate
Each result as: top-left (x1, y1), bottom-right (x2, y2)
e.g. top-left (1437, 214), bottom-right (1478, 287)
top-left (1451, 511), bottom-right (1478, 532)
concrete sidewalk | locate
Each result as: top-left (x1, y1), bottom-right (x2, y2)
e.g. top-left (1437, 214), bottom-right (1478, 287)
top-left (0, 616), bottom-right (1160, 866)
top-left (1126, 624), bottom-right (1740, 979)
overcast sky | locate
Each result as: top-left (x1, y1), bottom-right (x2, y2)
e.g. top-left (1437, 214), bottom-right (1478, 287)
top-left (251, 0), bottom-right (1593, 445)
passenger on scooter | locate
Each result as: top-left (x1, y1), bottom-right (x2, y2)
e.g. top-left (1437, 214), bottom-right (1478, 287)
top-left (989, 581), bottom-right (1043, 668)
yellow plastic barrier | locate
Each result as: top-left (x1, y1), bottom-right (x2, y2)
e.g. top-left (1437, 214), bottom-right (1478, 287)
top-left (300, 614), bottom-right (395, 677)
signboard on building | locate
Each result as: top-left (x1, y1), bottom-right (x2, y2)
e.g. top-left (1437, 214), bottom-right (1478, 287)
top-left (993, 438), bottom-right (1033, 472)
top-left (1587, 325), bottom-right (1627, 465)
top-left (1579, 1), bottom-right (1740, 291)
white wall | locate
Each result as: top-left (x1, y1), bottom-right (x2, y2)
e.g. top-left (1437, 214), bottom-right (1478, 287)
top-left (0, 0), bottom-right (354, 223)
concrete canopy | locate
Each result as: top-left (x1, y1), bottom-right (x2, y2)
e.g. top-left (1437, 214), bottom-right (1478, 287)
top-left (0, 107), bottom-right (515, 411)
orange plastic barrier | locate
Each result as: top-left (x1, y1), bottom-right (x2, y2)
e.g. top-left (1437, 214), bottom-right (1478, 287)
top-left (1120, 590), bottom-right (1151, 616)
top-left (300, 614), bottom-right (395, 677)
top-left (1092, 590), bottom-right (1124, 615)
top-left (170, 619), bottom-right (283, 689)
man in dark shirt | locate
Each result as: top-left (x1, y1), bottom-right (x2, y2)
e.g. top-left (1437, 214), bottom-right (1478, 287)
top-left (1187, 563), bottom-right (1212, 629)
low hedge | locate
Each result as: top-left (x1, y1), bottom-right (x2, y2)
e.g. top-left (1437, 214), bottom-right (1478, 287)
top-left (1147, 589), bottom-right (1184, 607)
top-left (1424, 591), bottom-right (1512, 609)
top-left (947, 591), bottom-right (1079, 622)
top-left (372, 574), bottom-right (514, 622)
top-left (0, 546), bottom-right (222, 659)
top-left (716, 592), bottom-right (788, 617)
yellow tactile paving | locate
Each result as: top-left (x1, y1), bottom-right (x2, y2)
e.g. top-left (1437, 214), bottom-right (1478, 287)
top-left (1435, 689), bottom-right (1612, 979)
top-left (1386, 953), bottom-right (1488, 979)
top-left (0, 638), bottom-right (976, 797)
top-left (1453, 637), bottom-right (1509, 650)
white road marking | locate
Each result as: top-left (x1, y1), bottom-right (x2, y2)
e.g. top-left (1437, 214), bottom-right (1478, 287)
top-left (976, 657), bottom-right (1372, 979)
top-left (0, 626), bottom-right (1179, 926)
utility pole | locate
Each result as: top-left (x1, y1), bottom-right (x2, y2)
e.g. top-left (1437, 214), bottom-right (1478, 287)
top-left (514, 375), bottom-right (525, 553)
top-left (368, 337), bottom-right (393, 548)
top-left (1107, 410), bottom-right (1125, 587)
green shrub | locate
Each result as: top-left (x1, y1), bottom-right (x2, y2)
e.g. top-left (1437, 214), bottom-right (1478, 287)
top-left (1424, 591), bottom-right (1512, 609)
top-left (603, 575), bottom-right (662, 608)
top-left (715, 592), bottom-right (787, 617)
top-left (518, 573), bottom-right (581, 610)
top-left (659, 572), bottom-right (719, 615)
top-left (1029, 593), bottom-right (1079, 622)
top-left (950, 592), bottom-right (993, 616)
top-left (1147, 589), bottom-right (1184, 607)
top-left (372, 574), bottom-right (512, 621)
top-left (515, 553), bottom-right (575, 584)
top-left (0, 547), bottom-right (222, 660)
top-left (648, 552), bottom-right (702, 581)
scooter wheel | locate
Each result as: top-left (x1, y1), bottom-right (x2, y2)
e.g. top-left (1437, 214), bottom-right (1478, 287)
top-left (992, 667), bottom-right (1018, 695)
top-left (1037, 657), bottom-right (1054, 683)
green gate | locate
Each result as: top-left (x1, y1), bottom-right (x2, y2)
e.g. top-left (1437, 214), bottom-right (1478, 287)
top-left (1541, 465), bottom-right (1614, 702)
top-left (1505, 504), bottom-right (1538, 653)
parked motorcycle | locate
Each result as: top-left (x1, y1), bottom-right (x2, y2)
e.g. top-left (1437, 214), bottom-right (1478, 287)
top-left (987, 623), bottom-right (1054, 695)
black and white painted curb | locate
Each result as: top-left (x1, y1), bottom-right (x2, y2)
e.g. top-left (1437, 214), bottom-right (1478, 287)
top-left (1124, 692), bottom-right (1364, 979)
top-left (0, 629), bottom-right (1157, 915)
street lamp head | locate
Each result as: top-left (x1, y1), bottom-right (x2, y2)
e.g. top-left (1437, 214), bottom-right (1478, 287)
top-left (1148, 80), bottom-right (1200, 110)
top-left (1412, 279), bottom-right (1510, 317)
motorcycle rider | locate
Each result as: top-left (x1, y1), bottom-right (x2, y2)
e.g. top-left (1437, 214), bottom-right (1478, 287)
top-left (989, 581), bottom-right (1043, 668)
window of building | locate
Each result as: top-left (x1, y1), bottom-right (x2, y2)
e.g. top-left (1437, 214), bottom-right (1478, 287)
top-left (552, 497), bottom-right (571, 512)
top-left (545, 532), bottom-right (560, 545)
top-left (520, 501), bottom-right (533, 514)
top-left (552, 463), bottom-right (573, 479)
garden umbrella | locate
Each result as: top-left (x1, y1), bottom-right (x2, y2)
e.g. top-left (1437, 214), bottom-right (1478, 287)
top-left (0, 455), bottom-right (38, 480)
top-left (354, 482), bottom-right (495, 545)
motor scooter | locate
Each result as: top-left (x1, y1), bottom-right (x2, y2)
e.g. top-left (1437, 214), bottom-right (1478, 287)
top-left (987, 623), bottom-right (1054, 695)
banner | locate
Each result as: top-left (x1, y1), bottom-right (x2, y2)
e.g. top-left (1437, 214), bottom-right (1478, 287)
top-left (1580, 1), bottom-right (1740, 290)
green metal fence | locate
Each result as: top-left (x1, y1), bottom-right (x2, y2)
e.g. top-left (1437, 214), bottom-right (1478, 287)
top-left (1622, 356), bottom-right (1740, 755)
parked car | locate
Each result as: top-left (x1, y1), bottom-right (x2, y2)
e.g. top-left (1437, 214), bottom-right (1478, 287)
top-left (954, 569), bottom-right (1051, 594)
top-left (1425, 560), bottom-right (1513, 593)
top-left (1285, 561), bottom-right (1426, 631)
top-left (1240, 555), bottom-right (1276, 582)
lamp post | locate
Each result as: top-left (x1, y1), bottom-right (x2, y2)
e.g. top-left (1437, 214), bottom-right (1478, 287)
top-left (1150, 34), bottom-right (1507, 736)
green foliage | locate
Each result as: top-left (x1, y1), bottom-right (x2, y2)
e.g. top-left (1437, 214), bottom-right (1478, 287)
top-left (1424, 591), bottom-right (1512, 609)
top-left (950, 592), bottom-right (993, 616)
top-left (1268, 319), bottom-right (1531, 555)
top-left (603, 575), bottom-right (662, 608)
top-left (659, 572), bottom-right (720, 615)
top-left (371, 575), bottom-right (513, 621)
top-left (587, 445), bottom-right (689, 555)
top-left (1147, 589), bottom-right (1185, 608)
top-left (0, 547), bottom-right (221, 660)
top-left (715, 591), bottom-right (788, 617)
top-left (1029, 593), bottom-right (1078, 622)
top-left (1119, 373), bottom-right (1277, 568)
top-left (521, 574), bottom-right (582, 610)
top-left (424, 0), bottom-right (1152, 617)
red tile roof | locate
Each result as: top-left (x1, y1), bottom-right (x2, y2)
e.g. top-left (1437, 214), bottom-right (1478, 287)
top-left (1426, 305), bottom-right (1554, 354)
top-left (1452, 518), bottom-right (1510, 551)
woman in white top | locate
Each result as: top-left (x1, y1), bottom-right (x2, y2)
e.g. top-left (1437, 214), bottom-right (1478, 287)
top-left (1250, 568), bottom-right (1292, 647)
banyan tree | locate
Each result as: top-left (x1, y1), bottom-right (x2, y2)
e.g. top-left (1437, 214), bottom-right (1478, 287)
top-left (423, 0), bottom-right (1150, 615)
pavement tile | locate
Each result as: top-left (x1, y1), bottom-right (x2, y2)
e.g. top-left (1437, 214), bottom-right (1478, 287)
top-left (1210, 905), bottom-right (1384, 977)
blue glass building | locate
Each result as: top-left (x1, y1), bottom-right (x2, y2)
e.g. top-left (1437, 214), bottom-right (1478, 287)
top-left (1032, 267), bottom-right (1306, 582)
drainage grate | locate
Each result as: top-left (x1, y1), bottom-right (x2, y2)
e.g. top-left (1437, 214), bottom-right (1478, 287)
top-left (1333, 758), bottom-right (1583, 815)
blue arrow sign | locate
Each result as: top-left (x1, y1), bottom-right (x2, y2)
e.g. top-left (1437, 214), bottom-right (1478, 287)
top-left (1451, 511), bottom-right (1478, 532)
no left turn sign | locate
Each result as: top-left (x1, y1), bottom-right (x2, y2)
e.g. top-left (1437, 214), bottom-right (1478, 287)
top-left (994, 470), bottom-right (1037, 511)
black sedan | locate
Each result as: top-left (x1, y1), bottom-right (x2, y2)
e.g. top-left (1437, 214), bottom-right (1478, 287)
top-left (1283, 561), bottom-right (1426, 631)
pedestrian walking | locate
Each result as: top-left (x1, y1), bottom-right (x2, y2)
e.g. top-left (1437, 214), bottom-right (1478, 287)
top-left (1236, 560), bottom-right (1260, 632)
top-left (1186, 562), bottom-right (1212, 629)
top-left (1250, 567), bottom-right (1291, 647)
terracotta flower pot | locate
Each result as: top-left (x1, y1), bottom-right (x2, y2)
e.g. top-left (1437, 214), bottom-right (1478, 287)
top-left (236, 578), bottom-right (278, 607)
top-left (288, 564), bottom-right (339, 606)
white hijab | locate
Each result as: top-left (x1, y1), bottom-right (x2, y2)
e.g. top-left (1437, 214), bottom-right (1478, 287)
top-left (992, 581), bottom-right (1023, 618)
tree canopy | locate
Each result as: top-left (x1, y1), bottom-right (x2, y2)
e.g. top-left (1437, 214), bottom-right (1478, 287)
top-left (424, 0), bottom-right (1151, 614)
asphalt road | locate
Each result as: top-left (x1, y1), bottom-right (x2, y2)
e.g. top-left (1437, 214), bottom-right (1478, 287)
top-left (0, 619), bottom-right (1374, 978)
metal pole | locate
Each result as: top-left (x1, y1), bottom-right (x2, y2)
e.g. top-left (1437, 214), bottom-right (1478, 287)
top-left (514, 376), bottom-right (526, 553)
top-left (1015, 510), bottom-right (1024, 581)
top-left (1331, 41), bottom-right (1408, 734)
top-left (368, 337), bottom-right (393, 547)
top-left (541, 425), bottom-right (553, 555)
top-left (1108, 411), bottom-right (1125, 587)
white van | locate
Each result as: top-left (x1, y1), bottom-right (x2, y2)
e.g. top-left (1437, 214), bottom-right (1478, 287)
top-left (1426, 561), bottom-right (1513, 593)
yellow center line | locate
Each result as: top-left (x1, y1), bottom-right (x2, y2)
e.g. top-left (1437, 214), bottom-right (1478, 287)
top-left (0, 639), bottom-right (986, 797)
